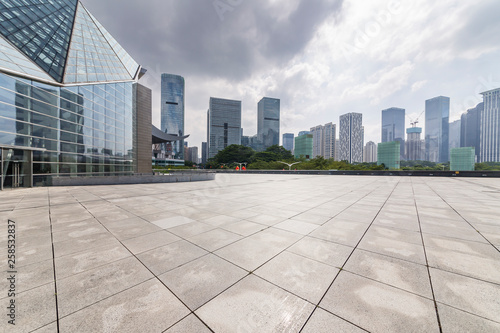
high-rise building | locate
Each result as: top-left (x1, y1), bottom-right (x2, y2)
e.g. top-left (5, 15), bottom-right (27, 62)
top-left (207, 97), bottom-right (242, 158)
top-left (201, 142), bottom-right (208, 164)
top-left (425, 96), bottom-right (450, 162)
top-left (257, 97), bottom-right (280, 149)
top-left (161, 74), bottom-right (185, 159)
top-left (377, 141), bottom-right (400, 169)
top-left (363, 141), bottom-right (377, 163)
top-left (294, 134), bottom-right (313, 160)
top-left (339, 113), bottom-right (363, 163)
top-left (460, 102), bottom-right (482, 162)
top-left (449, 119), bottom-right (461, 158)
top-left (310, 125), bottom-right (324, 158)
top-left (310, 123), bottom-right (336, 159)
top-left (406, 127), bottom-right (423, 160)
top-left (185, 146), bottom-right (199, 164)
top-left (335, 139), bottom-right (340, 161)
top-left (0, 0), bottom-right (154, 189)
top-left (381, 107), bottom-right (405, 160)
top-left (282, 133), bottom-right (294, 153)
top-left (298, 131), bottom-right (311, 137)
top-left (480, 88), bottom-right (500, 162)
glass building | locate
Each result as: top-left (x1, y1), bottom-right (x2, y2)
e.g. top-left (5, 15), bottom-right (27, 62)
top-left (294, 134), bottom-right (313, 160)
top-left (406, 127), bottom-right (423, 160)
top-left (381, 107), bottom-right (405, 160)
top-left (339, 112), bottom-right (363, 163)
top-left (161, 74), bottom-right (185, 160)
top-left (282, 133), bottom-right (294, 153)
top-left (480, 88), bottom-right (500, 162)
top-left (461, 102), bottom-right (482, 162)
top-left (425, 96), bottom-right (450, 163)
top-left (257, 97), bottom-right (280, 149)
top-left (207, 97), bottom-right (241, 159)
top-left (450, 147), bottom-right (475, 171)
top-left (377, 141), bottom-right (400, 169)
top-left (0, 0), bottom-right (151, 189)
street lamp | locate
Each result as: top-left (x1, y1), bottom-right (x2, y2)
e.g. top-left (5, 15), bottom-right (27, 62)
top-left (277, 161), bottom-right (301, 171)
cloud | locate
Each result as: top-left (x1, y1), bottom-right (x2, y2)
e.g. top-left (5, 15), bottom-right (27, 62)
top-left (411, 80), bottom-right (428, 92)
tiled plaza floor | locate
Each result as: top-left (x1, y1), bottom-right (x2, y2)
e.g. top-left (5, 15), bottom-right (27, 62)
top-left (1, 174), bottom-right (500, 332)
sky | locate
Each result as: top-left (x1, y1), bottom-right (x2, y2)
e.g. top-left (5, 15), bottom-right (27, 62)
top-left (81, 0), bottom-right (500, 153)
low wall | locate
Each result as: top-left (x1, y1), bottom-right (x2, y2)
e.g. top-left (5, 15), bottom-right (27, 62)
top-left (52, 172), bottom-right (216, 186)
top-left (209, 170), bottom-right (500, 177)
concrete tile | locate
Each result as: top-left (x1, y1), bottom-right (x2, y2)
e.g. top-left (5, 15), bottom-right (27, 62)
top-left (159, 254), bottom-right (247, 310)
top-left (137, 240), bottom-right (208, 275)
top-left (204, 214), bottom-right (242, 227)
top-left (196, 275), bottom-right (314, 333)
top-left (167, 221), bottom-right (216, 238)
top-left (364, 225), bottom-right (423, 246)
top-left (147, 215), bottom-right (195, 228)
top-left (302, 308), bottom-right (366, 333)
top-left (344, 249), bottom-right (433, 298)
top-left (220, 220), bottom-right (268, 236)
top-left (187, 228), bottom-right (242, 252)
top-left (58, 279), bottom-right (190, 333)
top-left (0, 259), bottom-right (53, 294)
top-left (165, 314), bottom-right (212, 333)
top-left (53, 231), bottom-right (120, 258)
top-left (52, 223), bottom-right (108, 243)
top-left (30, 322), bottom-right (58, 333)
top-left (255, 251), bottom-right (339, 304)
top-left (358, 234), bottom-right (426, 265)
top-left (289, 211), bottom-right (332, 225)
top-left (430, 268), bottom-right (500, 322)
top-left (320, 271), bottom-right (439, 333)
top-left (215, 228), bottom-right (302, 271)
top-left (273, 219), bottom-right (319, 235)
top-left (122, 230), bottom-right (181, 254)
top-left (57, 256), bottom-right (153, 317)
top-left (287, 236), bottom-right (352, 268)
top-left (309, 222), bottom-right (366, 247)
top-left (246, 214), bottom-right (288, 226)
top-left (437, 302), bottom-right (500, 333)
top-left (421, 223), bottom-right (487, 243)
top-left (105, 219), bottom-right (163, 241)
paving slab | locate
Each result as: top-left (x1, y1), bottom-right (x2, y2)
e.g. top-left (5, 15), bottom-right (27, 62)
top-left (165, 314), bottom-right (212, 333)
top-left (301, 308), bottom-right (367, 333)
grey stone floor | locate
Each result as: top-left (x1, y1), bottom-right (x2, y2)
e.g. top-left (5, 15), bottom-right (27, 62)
top-left (1, 174), bottom-right (500, 332)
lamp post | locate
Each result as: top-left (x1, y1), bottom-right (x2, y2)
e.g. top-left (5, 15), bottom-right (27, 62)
top-left (277, 161), bottom-right (301, 171)
top-left (235, 162), bottom-right (247, 171)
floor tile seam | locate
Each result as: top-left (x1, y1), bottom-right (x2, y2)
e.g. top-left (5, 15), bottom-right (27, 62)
top-left (300, 305), bottom-right (371, 333)
top-left (344, 246), bottom-right (429, 268)
top-left (422, 180), bottom-right (500, 253)
top-left (166, 228), bottom-right (249, 254)
top-left (434, 300), bottom-right (500, 325)
top-left (28, 320), bottom-right (58, 333)
top-left (453, 178), bottom-right (500, 194)
top-left (280, 248), bottom-right (345, 270)
top-left (47, 187), bottom-right (61, 333)
top-left (411, 178), bottom-right (443, 333)
top-left (161, 313), bottom-right (215, 333)
top-left (427, 265), bottom-right (500, 286)
top-left (298, 179), bottom-right (403, 332)
top-left (0, 279), bottom-right (54, 301)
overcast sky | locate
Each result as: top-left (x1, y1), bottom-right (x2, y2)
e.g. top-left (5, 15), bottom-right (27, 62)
top-left (81, 0), bottom-right (500, 152)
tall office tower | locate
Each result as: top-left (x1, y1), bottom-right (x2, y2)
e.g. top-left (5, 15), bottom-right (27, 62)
top-left (185, 147), bottom-right (199, 164)
top-left (311, 123), bottom-right (336, 159)
top-left (311, 125), bottom-right (324, 158)
top-left (207, 97), bottom-right (242, 158)
top-left (449, 119), bottom-right (461, 155)
top-left (425, 96), bottom-right (450, 162)
top-left (363, 141), bottom-right (377, 163)
top-left (460, 102), bottom-right (482, 162)
top-left (257, 97), bottom-right (280, 149)
top-left (0, 0), bottom-right (154, 189)
top-left (201, 142), bottom-right (208, 164)
top-left (161, 74), bottom-right (185, 159)
top-left (381, 107), bottom-right (405, 160)
top-left (283, 133), bottom-right (294, 153)
top-left (335, 139), bottom-right (340, 161)
top-left (339, 113), bottom-right (363, 163)
top-left (406, 127), bottom-right (423, 160)
top-left (480, 88), bottom-right (500, 162)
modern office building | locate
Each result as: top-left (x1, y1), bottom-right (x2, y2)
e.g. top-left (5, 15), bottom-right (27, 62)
top-left (0, 0), bottom-right (154, 189)
top-left (298, 130), bottom-right (311, 137)
top-left (310, 125), bottom-right (324, 158)
top-left (363, 141), bottom-right (377, 163)
top-left (257, 97), bottom-right (280, 149)
top-left (425, 96), bottom-right (450, 163)
top-left (450, 147), bottom-right (475, 171)
top-left (339, 113), bottom-right (363, 163)
top-left (406, 127), bottom-right (423, 160)
top-left (294, 134), bottom-right (313, 160)
top-left (185, 146), bottom-right (198, 164)
top-left (311, 123), bottom-right (336, 159)
top-left (201, 142), bottom-right (208, 164)
top-left (377, 141), bottom-right (400, 169)
top-left (480, 88), bottom-right (500, 162)
top-left (381, 107), bottom-right (405, 160)
top-left (282, 133), bottom-right (294, 153)
top-left (207, 97), bottom-right (241, 158)
top-left (161, 74), bottom-right (185, 160)
top-left (460, 102), bottom-right (482, 162)
top-left (449, 119), bottom-right (461, 157)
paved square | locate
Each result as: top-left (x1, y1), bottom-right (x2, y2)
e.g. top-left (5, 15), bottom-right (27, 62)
top-left (1, 174), bottom-right (500, 332)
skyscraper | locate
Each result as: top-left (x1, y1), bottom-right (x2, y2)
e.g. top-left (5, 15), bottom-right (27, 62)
top-left (207, 97), bottom-right (242, 158)
top-left (381, 107), bottom-right (405, 160)
top-left (161, 74), bottom-right (185, 160)
top-left (311, 125), bottom-right (324, 158)
top-left (310, 123), bottom-right (336, 159)
top-left (339, 113), bottom-right (363, 163)
top-left (480, 88), bottom-right (500, 162)
top-left (282, 133), bottom-right (294, 153)
top-left (257, 97), bottom-right (280, 149)
top-left (406, 127), bottom-right (423, 160)
top-left (449, 119), bottom-right (461, 156)
top-left (364, 141), bottom-right (377, 163)
top-left (425, 96), bottom-right (450, 162)
top-left (201, 142), bottom-right (208, 164)
top-left (460, 102), bottom-right (482, 162)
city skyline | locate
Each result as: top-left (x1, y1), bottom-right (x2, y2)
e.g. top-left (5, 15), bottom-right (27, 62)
top-left (81, 0), bottom-right (500, 151)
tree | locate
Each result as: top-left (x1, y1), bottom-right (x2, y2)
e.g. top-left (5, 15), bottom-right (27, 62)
top-left (212, 145), bottom-right (255, 164)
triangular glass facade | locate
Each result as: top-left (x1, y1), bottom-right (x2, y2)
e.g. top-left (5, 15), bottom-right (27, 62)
top-left (63, 4), bottom-right (136, 84)
top-left (0, 0), bottom-right (78, 83)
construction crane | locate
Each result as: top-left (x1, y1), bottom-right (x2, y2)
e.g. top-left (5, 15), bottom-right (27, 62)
top-left (408, 110), bottom-right (424, 128)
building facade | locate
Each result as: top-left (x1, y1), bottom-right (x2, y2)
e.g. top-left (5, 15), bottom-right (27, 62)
top-left (363, 141), bottom-right (377, 163)
top-left (257, 97), bottom-right (280, 149)
top-left (460, 102), bottom-right (482, 162)
top-left (161, 74), bottom-right (185, 160)
top-left (406, 127), bottom-right (423, 160)
top-left (294, 134), bottom-right (313, 160)
top-left (311, 123), bottom-right (336, 159)
top-left (282, 133), bottom-right (294, 153)
top-left (207, 97), bottom-right (241, 159)
top-left (377, 141), bottom-right (400, 169)
top-left (480, 88), bottom-right (500, 162)
top-left (0, 0), bottom-right (151, 189)
top-left (381, 107), bottom-right (405, 160)
top-left (425, 96), bottom-right (450, 163)
top-left (339, 113), bottom-right (363, 163)
top-left (450, 147), bottom-right (475, 171)
top-left (449, 119), bottom-right (461, 158)
top-left (310, 125), bottom-right (324, 158)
